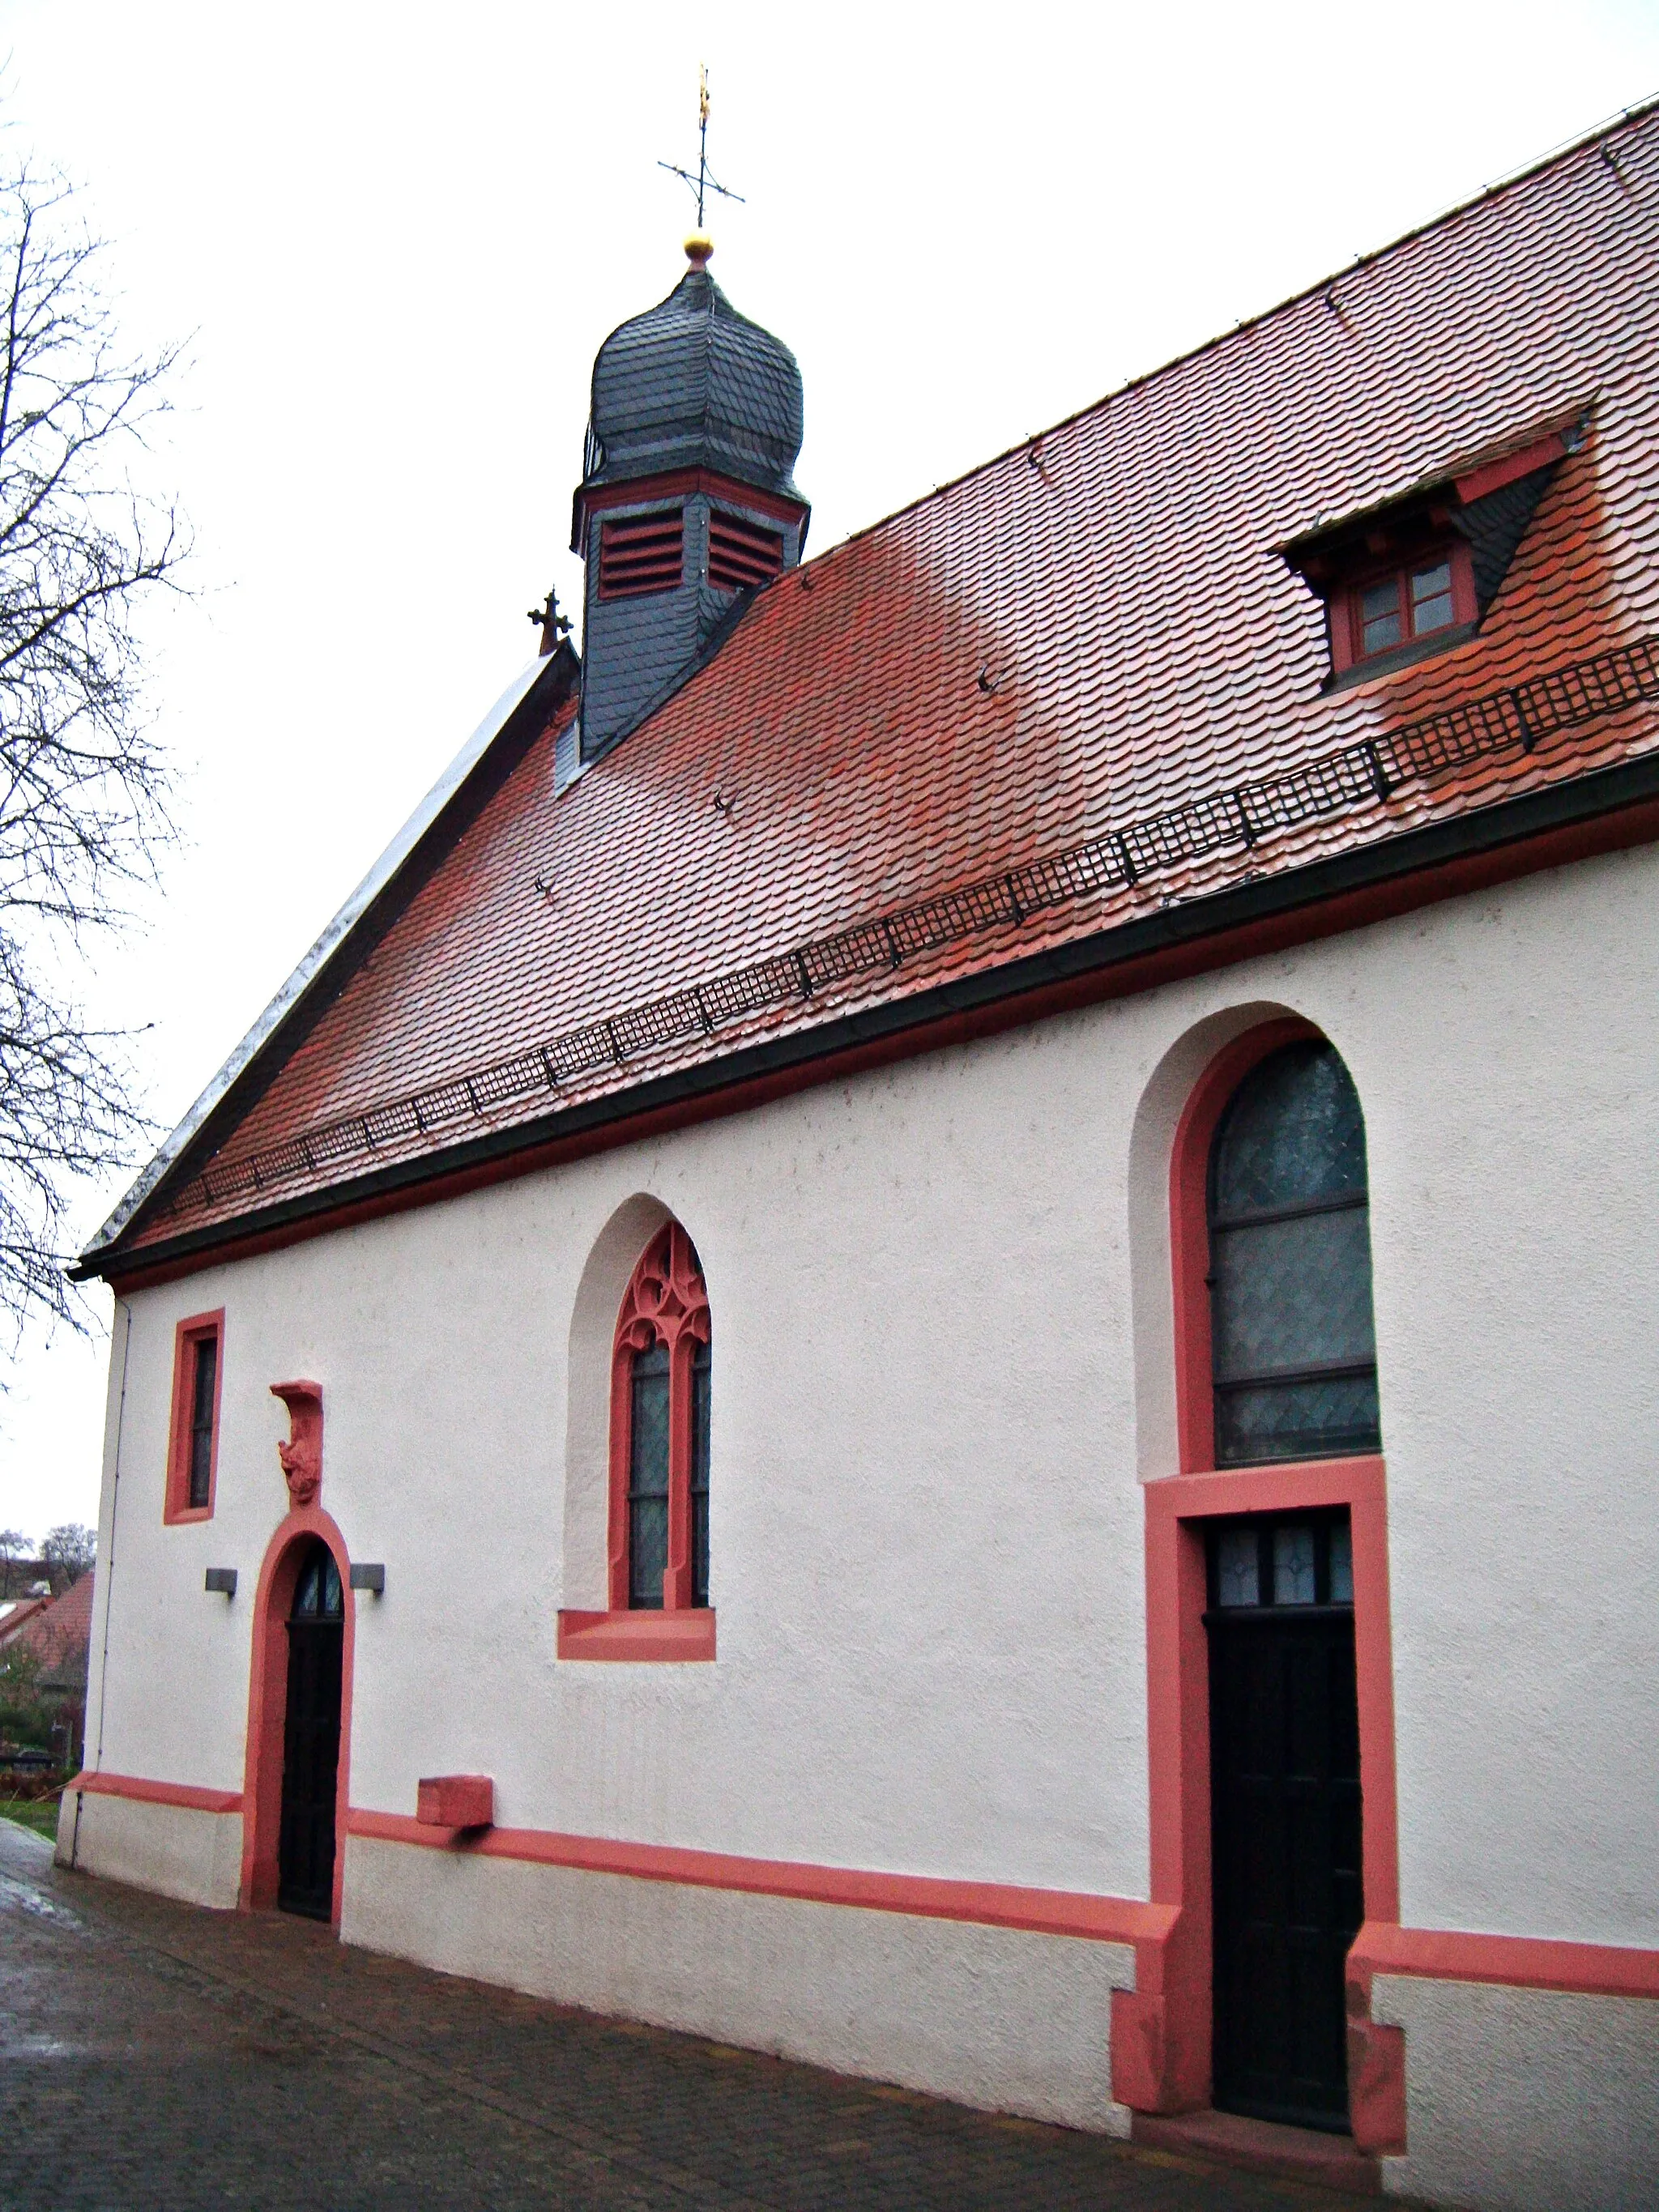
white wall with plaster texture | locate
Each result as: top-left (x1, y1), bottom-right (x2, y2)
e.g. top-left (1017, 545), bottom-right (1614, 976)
top-left (80, 845), bottom-right (1659, 1970)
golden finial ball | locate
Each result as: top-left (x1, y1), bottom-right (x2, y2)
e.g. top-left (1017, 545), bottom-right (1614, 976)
top-left (684, 232), bottom-right (714, 267)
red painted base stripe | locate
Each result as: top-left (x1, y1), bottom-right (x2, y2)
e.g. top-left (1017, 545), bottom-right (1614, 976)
top-left (1353, 1918), bottom-right (1659, 2001)
top-left (70, 1770), bottom-right (243, 1816)
top-left (345, 1811), bottom-right (1174, 1946)
top-left (344, 1813), bottom-right (1659, 2001)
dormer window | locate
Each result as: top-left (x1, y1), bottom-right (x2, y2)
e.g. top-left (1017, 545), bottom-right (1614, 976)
top-left (599, 509), bottom-right (684, 600)
top-left (1283, 417), bottom-right (1581, 688)
top-left (1337, 547), bottom-right (1474, 673)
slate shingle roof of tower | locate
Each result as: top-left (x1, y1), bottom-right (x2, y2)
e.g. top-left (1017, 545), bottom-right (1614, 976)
top-left (89, 103), bottom-right (1659, 1270)
top-left (580, 266), bottom-right (806, 505)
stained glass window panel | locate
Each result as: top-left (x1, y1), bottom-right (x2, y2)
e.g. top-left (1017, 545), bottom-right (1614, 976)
top-left (1217, 1528), bottom-right (1260, 1608)
top-left (629, 1340), bottom-right (671, 1609)
top-left (1209, 1043), bottom-right (1380, 1465)
top-left (1273, 1525), bottom-right (1317, 1605)
top-left (188, 1336), bottom-right (217, 1508)
top-left (1212, 1044), bottom-right (1367, 1217)
top-left (293, 1553), bottom-right (322, 1615)
top-left (1329, 1523), bottom-right (1354, 1605)
top-left (1214, 1372), bottom-right (1381, 1466)
top-left (691, 1337), bottom-right (711, 1609)
top-left (1210, 1208), bottom-right (1376, 1379)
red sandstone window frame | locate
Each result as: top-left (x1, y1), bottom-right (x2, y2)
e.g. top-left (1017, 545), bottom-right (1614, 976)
top-left (557, 1225), bottom-right (715, 1662)
top-left (164, 1309), bottom-right (225, 1525)
top-left (1329, 539), bottom-right (1476, 676)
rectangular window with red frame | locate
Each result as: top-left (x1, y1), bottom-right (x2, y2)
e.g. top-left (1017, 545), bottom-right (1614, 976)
top-left (165, 1311), bottom-right (224, 1523)
top-left (1334, 543), bottom-right (1474, 674)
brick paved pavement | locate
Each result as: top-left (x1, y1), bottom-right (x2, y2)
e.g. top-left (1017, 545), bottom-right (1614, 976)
top-left (0, 1821), bottom-right (1380, 2211)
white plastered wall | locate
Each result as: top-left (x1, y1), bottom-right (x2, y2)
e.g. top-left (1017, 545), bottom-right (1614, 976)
top-left (1375, 1975), bottom-right (1659, 2210)
top-left (81, 842), bottom-right (1659, 2162)
top-left (58, 1791), bottom-right (243, 1911)
top-left (344, 1835), bottom-right (1135, 2133)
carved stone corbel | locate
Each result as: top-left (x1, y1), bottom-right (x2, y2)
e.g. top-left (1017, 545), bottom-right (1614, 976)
top-left (271, 1379), bottom-right (324, 1507)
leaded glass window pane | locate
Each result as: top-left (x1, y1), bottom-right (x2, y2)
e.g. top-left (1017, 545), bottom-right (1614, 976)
top-left (1329, 1523), bottom-right (1354, 1605)
top-left (691, 1337), bottom-right (711, 1609)
top-left (294, 1552), bottom-right (322, 1615)
top-left (1217, 1528), bottom-right (1260, 1608)
top-left (188, 1336), bottom-right (217, 1509)
top-left (1214, 1372), bottom-right (1381, 1465)
top-left (1212, 1044), bottom-right (1367, 1215)
top-left (629, 1340), bottom-right (671, 1609)
top-left (1273, 1525), bottom-right (1317, 1605)
top-left (1210, 1208), bottom-right (1376, 1378)
top-left (1209, 1042), bottom-right (1380, 1465)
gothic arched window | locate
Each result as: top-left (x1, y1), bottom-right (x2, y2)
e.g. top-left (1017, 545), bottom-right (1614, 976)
top-left (609, 1225), bottom-right (712, 1611)
top-left (1207, 1040), bottom-right (1380, 1467)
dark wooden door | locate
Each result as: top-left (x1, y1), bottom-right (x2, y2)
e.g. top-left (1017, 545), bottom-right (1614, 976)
top-left (1207, 1515), bottom-right (1362, 2132)
top-left (278, 1543), bottom-right (343, 1920)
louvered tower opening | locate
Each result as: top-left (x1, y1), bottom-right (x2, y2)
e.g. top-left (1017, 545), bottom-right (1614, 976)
top-left (709, 509), bottom-right (785, 591)
top-left (599, 509), bottom-right (685, 599)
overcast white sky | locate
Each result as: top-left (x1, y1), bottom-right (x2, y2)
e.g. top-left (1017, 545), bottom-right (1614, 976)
top-left (0, 0), bottom-right (1656, 1545)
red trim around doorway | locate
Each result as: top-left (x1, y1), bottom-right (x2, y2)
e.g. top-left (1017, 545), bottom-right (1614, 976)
top-left (239, 1505), bottom-right (356, 1924)
top-left (1126, 1016), bottom-right (1407, 2150)
top-left (1125, 1457), bottom-right (1403, 2143)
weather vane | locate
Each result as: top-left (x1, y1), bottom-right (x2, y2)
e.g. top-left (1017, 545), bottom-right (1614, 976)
top-left (658, 64), bottom-right (744, 235)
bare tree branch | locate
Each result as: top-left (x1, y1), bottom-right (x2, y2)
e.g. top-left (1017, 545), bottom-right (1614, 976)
top-left (0, 159), bottom-right (188, 1345)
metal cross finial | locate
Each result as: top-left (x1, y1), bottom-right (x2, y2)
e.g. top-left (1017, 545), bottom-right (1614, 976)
top-left (658, 62), bottom-right (745, 232)
top-left (527, 585), bottom-right (572, 658)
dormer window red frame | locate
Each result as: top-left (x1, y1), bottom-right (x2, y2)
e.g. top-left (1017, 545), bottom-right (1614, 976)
top-left (1330, 540), bottom-right (1475, 676)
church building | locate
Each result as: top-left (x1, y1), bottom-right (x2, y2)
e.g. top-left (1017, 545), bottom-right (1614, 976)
top-left (62, 104), bottom-right (1659, 2209)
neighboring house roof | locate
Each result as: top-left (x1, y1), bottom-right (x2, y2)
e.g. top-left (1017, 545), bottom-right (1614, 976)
top-left (84, 102), bottom-right (1659, 1279)
top-left (0, 1595), bottom-right (51, 1645)
top-left (3, 1575), bottom-right (93, 1694)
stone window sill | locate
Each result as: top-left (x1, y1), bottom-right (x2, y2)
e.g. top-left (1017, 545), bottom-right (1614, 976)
top-left (556, 1609), bottom-right (716, 1662)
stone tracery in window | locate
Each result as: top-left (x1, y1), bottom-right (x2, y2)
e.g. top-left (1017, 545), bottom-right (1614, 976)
top-left (609, 1223), bottom-right (712, 1611)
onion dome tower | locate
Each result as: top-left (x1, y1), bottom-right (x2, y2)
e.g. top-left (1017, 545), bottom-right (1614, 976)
top-left (571, 237), bottom-right (808, 760)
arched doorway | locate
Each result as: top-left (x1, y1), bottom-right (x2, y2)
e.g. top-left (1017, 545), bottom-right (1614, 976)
top-left (240, 1509), bottom-right (356, 1923)
top-left (277, 1541), bottom-right (344, 1919)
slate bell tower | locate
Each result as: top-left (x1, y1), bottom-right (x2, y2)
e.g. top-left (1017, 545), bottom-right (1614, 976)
top-left (572, 237), bottom-right (808, 761)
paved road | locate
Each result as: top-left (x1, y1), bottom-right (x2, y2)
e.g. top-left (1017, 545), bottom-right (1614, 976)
top-left (0, 1821), bottom-right (1366, 2210)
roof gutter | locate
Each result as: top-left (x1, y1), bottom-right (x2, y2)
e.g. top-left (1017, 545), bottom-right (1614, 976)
top-left (78, 745), bottom-right (1659, 1288)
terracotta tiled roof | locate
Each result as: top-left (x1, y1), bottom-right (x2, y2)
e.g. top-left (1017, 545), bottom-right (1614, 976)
top-left (6, 1574), bottom-right (93, 1690)
top-left (112, 106), bottom-right (1659, 1259)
